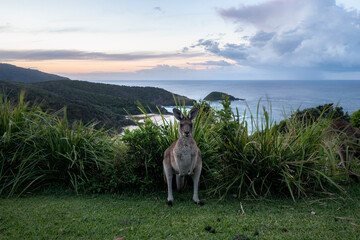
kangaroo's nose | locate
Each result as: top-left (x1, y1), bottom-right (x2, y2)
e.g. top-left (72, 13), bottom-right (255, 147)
top-left (184, 131), bottom-right (190, 136)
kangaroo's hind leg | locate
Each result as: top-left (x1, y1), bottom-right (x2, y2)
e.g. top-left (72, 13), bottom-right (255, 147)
top-left (192, 156), bottom-right (204, 205)
top-left (176, 175), bottom-right (185, 193)
top-left (163, 160), bottom-right (174, 206)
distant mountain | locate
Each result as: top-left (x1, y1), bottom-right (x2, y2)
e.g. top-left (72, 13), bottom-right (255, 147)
top-left (0, 63), bottom-right (70, 82)
top-left (1, 80), bottom-right (194, 131)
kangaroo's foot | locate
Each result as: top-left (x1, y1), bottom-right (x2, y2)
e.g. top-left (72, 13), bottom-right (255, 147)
top-left (194, 200), bottom-right (205, 206)
top-left (166, 200), bottom-right (173, 207)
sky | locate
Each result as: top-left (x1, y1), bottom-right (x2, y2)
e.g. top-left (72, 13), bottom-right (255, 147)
top-left (1, 0), bottom-right (360, 80)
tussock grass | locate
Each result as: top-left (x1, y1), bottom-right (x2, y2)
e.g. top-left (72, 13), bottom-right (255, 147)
top-left (1, 92), bottom-right (358, 199)
top-left (0, 92), bottom-right (115, 197)
top-left (126, 97), bottom-right (355, 200)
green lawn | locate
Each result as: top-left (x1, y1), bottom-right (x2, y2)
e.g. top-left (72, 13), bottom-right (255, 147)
top-left (1, 188), bottom-right (360, 240)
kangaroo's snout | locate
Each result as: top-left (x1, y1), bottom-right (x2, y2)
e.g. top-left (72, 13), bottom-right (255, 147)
top-left (184, 131), bottom-right (190, 137)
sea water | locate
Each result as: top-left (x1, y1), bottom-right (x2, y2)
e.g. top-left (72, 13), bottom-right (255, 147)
top-left (89, 80), bottom-right (360, 124)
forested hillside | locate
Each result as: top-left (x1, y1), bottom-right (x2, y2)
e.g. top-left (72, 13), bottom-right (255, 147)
top-left (0, 63), bottom-right (70, 82)
top-left (0, 80), bottom-right (194, 130)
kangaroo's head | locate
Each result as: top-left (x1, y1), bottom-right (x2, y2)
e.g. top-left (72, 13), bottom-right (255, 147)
top-left (173, 108), bottom-right (199, 138)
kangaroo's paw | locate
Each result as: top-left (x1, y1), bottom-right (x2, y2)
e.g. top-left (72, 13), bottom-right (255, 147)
top-left (166, 201), bottom-right (173, 207)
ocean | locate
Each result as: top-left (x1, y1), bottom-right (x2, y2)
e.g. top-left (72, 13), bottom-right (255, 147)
top-left (89, 80), bottom-right (360, 124)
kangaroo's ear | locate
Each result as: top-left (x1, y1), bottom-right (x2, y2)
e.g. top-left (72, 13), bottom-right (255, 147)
top-left (188, 108), bottom-right (199, 121)
top-left (173, 108), bottom-right (184, 121)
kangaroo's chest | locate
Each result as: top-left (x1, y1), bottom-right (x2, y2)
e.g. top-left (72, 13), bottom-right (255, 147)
top-left (173, 144), bottom-right (197, 175)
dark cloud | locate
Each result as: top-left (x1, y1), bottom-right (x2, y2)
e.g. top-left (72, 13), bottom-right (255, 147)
top-left (193, 39), bottom-right (248, 61)
top-left (182, 47), bottom-right (189, 53)
top-left (249, 31), bottom-right (275, 47)
top-left (217, 0), bottom-right (313, 32)
top-left (0, 49), bottom-right (202, 61)
top-left (154, 7), bottom-right (162, 11)
top-left (193, 0), bottom-right (360, 72)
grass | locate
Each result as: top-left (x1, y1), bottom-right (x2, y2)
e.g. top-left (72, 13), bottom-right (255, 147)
top-left (0, 91), bottom-right (117, 197)
top-left (1, 187), bottom-right (360, 239)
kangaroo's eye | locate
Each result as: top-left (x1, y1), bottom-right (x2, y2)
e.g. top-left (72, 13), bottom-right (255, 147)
top-left (180, 124), bottom-right (184, 128)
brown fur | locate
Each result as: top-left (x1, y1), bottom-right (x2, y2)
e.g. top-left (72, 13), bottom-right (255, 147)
top-left (163, 108), bottom-right (203, 205)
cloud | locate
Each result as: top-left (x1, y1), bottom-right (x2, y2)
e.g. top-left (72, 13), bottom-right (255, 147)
top-left (194, 0), bottom-right (360, 73)
top-left (188, 60), bottom-right (233, 67)
top-left (42, 27), bottom-right (83, 33)
top-left (0, 49), bottom-right (202, 61)
top-left (217, 0), bottom-right (313, 32)
top-left (0, 23), bottom-right (11, 32)
top-left (65, 64), bottom-right (254, 80)
top-left (64, 63), bottom-right (360, 81)
top-left (192, 39), bottom-right (248, 60)
top-left (153, 6), bottom-right (162, 12)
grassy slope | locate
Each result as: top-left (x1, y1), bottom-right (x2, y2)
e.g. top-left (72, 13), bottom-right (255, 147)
top-left (1, 188), bottom-right (360, 239)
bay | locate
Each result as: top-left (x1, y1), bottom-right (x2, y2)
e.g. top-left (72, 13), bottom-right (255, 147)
top-left (89, 80), bottom-right (360, 124)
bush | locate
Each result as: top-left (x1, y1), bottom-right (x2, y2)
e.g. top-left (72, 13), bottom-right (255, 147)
top-left (123, 98), bottom-right (347, 200)
top-left (351, 109), bottom-right (360, 128)
top-left (207, 100), bottom-right (339, 199)
top-left (0, 92), bottom-right (115, 197)
top-left (121, 120), bottom-right (165, 190)
top-left (1, 92), bottom-right (353, 199)
top-left (292, 103), bottom-right (350, 123)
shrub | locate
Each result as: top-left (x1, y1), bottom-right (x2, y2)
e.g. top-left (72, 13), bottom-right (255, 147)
top-left (123, 98), bottom-right (346, 200)
top-left (292, 103), bottom-right (350, 123)
top-left (2, 92), bottom-right (352, 199)
top-left (199, 99), bottom-right (344, 200)
top-left (121, 120), bottom-right (165, 190)
top-left (0, 92), bottom-right (115, 197)
top-left (351, 109), bottom-right (360, 128)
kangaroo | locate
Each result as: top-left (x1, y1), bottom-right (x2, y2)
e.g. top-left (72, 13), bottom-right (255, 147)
top-left (163, 108), bottom-right (203, 206)
top-left (327, 120), bottom-right (360, 182)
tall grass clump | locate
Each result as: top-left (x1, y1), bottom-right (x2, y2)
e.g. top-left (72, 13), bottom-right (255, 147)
top-left (0, 92), bottom-right (116, 197)
top-left (207, 99), bottom-right (345, 200)
top-left (123, 96), bottom-right (350, 199)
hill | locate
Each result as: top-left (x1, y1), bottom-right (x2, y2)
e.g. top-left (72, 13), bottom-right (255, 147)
top-left (0, 80), bottom-right (194, 131)
top-left (0, 63), bottom-right (70, 82)
top-left (204, 91), bottom-right (244, 101)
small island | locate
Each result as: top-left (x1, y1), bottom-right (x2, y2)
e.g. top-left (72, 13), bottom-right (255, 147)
top-left (204, 91), bottom-right (244, 101)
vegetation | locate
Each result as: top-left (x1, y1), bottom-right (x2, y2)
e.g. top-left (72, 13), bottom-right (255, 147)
top-left (1, 188), bottom-right (360, 239)
top-left (291, 103), bottom-right (350, 123)
top-left (351, 109), bottom-right (360, 128)
top-left (0, 80), bottom-right (194, 131)
top-left (1, 93), bottom-right (359, 199)
top-left (204, 91), bottom-right (243, 101)
top-left (0, 63), bottom-right (69, 82)
top-left (0, 92), bottom-right (121, 197)
top-left (1, 65), bottom-right (359, 238)
top-left (121, 97), bottom-right (359, 200)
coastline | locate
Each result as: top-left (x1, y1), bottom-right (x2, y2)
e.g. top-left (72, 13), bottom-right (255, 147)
top-left (123, 113), bottom-right (174, 131)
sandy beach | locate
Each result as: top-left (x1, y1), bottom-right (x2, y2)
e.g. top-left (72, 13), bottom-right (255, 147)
top-left (123, 114), bottom-right (174, 131)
